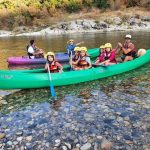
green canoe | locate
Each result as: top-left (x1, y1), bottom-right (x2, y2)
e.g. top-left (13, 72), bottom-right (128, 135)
top-left (0, 49), bottom-right (150, 89)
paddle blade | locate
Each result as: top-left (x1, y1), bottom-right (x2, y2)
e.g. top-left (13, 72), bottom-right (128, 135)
top-left (50, 81), bottom-right (56, 97)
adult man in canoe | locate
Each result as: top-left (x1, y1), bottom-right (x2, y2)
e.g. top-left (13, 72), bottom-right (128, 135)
top-left (27, 40), bottom-right (44, 59)
top-left (117, 34), bottom-right (137, 62)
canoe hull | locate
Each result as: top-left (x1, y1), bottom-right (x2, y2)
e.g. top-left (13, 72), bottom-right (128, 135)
top-left (1, 49), bottom-right (150, 89)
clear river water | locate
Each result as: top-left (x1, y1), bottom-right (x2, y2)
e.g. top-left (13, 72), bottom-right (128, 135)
top-left (0, 31), bottom-right (150, 149)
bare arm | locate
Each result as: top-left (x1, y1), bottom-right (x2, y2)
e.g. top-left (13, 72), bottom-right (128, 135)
top-left (45, 63), bottom-right (49, 70)
top-left (76, 41), bottom-right (84, 46)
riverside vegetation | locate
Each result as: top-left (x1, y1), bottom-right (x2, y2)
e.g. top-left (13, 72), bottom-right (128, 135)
top-left (0, 0), bottom-right (149, 33)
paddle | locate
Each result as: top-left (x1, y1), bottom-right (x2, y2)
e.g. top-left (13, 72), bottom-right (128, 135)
top-left (47, 66), bottom-right (56, 99)
top-left (70, 51), bottom-right (73, 70)
top-left (92, 63), bottom-right (107, 68)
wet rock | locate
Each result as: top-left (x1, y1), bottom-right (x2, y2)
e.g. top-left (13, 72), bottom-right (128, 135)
top-left (80, 143), bottom-right (92, 150)
top-left (125, 140), bottom-right (134, 144)
top-left (84, 113), bottom-right (95, 122)
top-left (62, 145), bottom-right (68, 150)
top-left (64, 142), bottom-right (72, 149)
top-left (7, 141), bottom-right (13, 146)
top-left (101, 139), bottom-right (112, 150)
top-left (17, 137), bottom-right (23, 141)
top-left (55, 139), bottom-right (61, 147)
top-left (16, 131), bottom-right (23, 136)
top-left (0, 133), bottom-right (5, 139)
top-left (26, 136), bottom-right (33, 142)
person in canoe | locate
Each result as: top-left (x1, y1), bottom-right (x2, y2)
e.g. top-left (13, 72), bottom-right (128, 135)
top-left (95, 43), bottom-right (116, 66)
top-left (66, 39), bottom-right (84, 57)
top-left (116, 34), bottom-right (137, 62)
top-left (27, 40), bottom-right (44, 59)
top-left (69, 46), bottom-right (80, 69)
top-left (45, 52), bottom-right (63, 73)
top-left (72, 47), bottom-right (92, 70)
top-left (94, 45), bottom-right (106, 64)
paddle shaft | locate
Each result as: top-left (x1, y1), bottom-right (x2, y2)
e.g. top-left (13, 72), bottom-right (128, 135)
top-left (47, 65), bottom-right (56, 98)
top-left (70, 51), bottom-right (73, 69)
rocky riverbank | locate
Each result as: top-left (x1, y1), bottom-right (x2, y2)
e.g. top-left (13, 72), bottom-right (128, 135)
top-left (0, 15), bottom-right (150, 37)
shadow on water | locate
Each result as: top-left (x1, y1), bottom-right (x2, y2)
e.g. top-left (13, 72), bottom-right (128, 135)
top-left (0, 62), bottom-right (150, 114)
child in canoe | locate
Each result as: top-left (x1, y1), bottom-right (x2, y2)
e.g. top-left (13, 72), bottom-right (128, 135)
top-left (72, 47), bottom-right (92, 70)
top-left (95, 45), bottom-right (106, 64)
top-left (45, 52), bottom-right (63, 73)
top-left (69, 46), bottom-right (80, 69)
top-left (66, 39), bottom-right (84, 57)
top-left (95, 43), bottom-right (116, 66)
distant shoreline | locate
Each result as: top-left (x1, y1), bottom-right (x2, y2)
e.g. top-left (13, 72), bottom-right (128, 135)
top-left (0, 15), bottom-right (150, 37)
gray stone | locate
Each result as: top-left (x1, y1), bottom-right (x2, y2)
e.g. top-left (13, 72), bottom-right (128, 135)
top-left (101, 139), bottom-right (112, 150)
top-left (80, 143), bottom-right (92, 150)
top-left (62, 145), bottom-right (68, 150)
top-left (141, 16), bottom-right (150, 22)
top-left (17, 137), bottom-right (23, 141)
top-left (113, 17), bottom-right (122, 25)
top-left (84, 113), bottom-right (95, 121)
top-left (0, 133), bottom-right (5, 139)
top-left (16, 131), bottom-right (23, 136)
top-left (64, 142), bottom-right (72, 149)
top-left (7, 141), bottom-right (13, 146)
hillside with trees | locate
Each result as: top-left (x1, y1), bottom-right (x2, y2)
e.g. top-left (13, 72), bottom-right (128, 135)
top-left (0, 0), bottom-right (149, 31)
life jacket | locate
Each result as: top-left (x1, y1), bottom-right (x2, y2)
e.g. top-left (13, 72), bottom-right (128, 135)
top-left (73, 55), bottom-right (79, 62)
top-left (78, 55), bottom-right (90, 67)
top-left (123, 42), bottom-right (137, 56)
top-left (103, 50), bottom-right (116, 63)
top-left (48, 61), bottom-right (59, 73)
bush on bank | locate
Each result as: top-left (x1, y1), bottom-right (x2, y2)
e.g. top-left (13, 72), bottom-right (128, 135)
top-left (0, 0), bottom-right (149, 30)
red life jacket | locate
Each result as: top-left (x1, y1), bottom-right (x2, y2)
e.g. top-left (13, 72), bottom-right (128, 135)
top-left (78, 56), bottom-right (90, 67)
top-left (103, 49), bottom-right (116, 63)
top-left (49, 61), bottom-right (59, 73)
top-left (73, 55), bottom-right (79, 62)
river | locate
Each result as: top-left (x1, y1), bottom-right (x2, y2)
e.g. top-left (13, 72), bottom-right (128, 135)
top-left (0, 31), bottom-right (150, 149)
top-left (0, 31), bottom-right (150, 69)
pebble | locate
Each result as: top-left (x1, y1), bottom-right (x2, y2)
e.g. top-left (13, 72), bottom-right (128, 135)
top-left (17, 137), bottom-right (23, 141)
top-left (26, 136), bottom-right (32, 142)
top-left (101, 139), bottom-right (112, 150)
top-left (80, 143), bottom-right (92, 150)
top-left (0, 133), bottom-right (5, 139)
top-left (16, 131), bottom-right (23, 136)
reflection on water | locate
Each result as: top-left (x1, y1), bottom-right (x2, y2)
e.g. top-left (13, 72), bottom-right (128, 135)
top-left (0, 31), bottom-right (150, 69)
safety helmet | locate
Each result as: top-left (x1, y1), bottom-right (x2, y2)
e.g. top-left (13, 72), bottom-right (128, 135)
top-left (81, 47), bottom-right (87, 52)
top-left (74, 47), bottom-right (80, 51)
top-left (125, 34), bottom-right (132, 39)
top-left (105, 43), bottom-right (112, 49)
top-left (100, 45), bottom-right (105, 49)
top-left (45, 52), bottom-right (55, 59)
